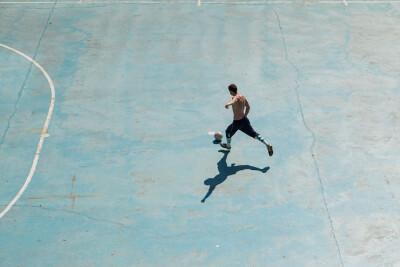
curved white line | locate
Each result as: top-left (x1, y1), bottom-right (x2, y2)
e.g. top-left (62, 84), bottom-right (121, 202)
top-left (1, 1), bottom-right (400, 4)
top-left (0, 44), bottom-right (55, 219)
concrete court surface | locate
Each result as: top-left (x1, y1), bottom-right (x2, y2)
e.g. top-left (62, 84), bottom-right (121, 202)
top-left (0, 0), bottom-right (399, 266)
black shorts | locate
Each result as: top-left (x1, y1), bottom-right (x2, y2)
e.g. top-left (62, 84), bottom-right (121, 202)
top-left (225, 116), bottom-right (258, 139)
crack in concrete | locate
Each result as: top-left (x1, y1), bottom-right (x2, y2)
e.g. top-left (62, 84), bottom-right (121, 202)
top-left (0, 0), bottom-right (57, 150)
top-left (0, 203), bottom-right (169, 239)
top-left (273, 9), bottom-right (344, 267)
top-left (70, 174), bottom-right (77, 209)
top-left (31, 205), bottom-right (175, 239)
top-left (1, 203), bottom-right (190, 239)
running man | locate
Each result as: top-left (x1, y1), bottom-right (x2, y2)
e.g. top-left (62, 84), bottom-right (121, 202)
top-left (220, 84), bottom-right (273, 156)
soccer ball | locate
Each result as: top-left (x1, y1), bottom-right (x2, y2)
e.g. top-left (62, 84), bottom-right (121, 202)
top-left (214, 132), bottom-right (223, 141)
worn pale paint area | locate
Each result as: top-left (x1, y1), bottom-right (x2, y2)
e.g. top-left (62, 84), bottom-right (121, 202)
top-left (0, 2), bottom-right (399, 266)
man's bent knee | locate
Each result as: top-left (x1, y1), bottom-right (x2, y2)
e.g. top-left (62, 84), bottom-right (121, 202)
top-left (226, 129), bottom-right (231, 138)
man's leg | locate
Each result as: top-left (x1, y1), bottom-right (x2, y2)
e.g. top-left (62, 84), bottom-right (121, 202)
top-left (220, 121), bottom-right (239, 149)
top-left (256, 135), bottom-right (274, 156)
top-left (241, 117), bottom-right (273, 156)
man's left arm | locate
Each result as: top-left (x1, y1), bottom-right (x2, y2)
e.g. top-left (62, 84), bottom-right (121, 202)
top-left (225, 96), bottom-right (238, 109)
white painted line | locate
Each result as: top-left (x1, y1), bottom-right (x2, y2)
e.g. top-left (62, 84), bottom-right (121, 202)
top-left (0, 44), bottom-right (55, 219)
top-left (336, 0), bottom-right (400, 2)
top-left (81, 0), bottom-right (194, 3)
top-left (201, 0), bottom-right (400, 3)
top-left (0, 1), bottom-right (77, 3)
top-left (0, 0), bottom-right (400, 3)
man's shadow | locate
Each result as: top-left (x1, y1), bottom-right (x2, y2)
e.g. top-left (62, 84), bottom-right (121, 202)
top-left (201, 150), bottom-right (270, 203)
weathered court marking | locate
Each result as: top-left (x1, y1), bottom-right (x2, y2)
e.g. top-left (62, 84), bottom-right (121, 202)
top-left (0, 0), bottom-right (399, 4)
top-left (0, 44), bottom-right (55, 219)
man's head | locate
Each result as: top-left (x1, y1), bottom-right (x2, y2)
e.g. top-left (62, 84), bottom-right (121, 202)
top-left (228, 84), bottom-right (237, 96)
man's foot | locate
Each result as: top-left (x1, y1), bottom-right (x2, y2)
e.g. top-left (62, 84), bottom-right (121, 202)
top-left (267, 144), bottom-right (273, 156)
top-left (262, 167), bottom-right (270, 173)
top-left (220, 143), bottom-right (231, 150)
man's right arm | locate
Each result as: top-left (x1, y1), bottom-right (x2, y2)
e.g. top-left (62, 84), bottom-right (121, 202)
top-left (244, 99), bottom-right (250, 116)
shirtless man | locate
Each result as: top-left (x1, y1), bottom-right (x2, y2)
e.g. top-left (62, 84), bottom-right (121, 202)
top-left (220, 84), bottom-right (273, 156)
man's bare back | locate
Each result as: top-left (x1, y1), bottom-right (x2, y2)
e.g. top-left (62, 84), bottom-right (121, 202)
top-left (220, 84), bottom-right (273, 156)
top-left (225, 94), bottom-right (250, 120)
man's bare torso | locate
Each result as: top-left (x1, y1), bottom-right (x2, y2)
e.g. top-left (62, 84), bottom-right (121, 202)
top-left (232, 94), bottom-right (246, 120)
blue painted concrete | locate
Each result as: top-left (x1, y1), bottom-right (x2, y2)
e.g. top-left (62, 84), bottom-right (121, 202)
top-left (1, 2), bottom-right (400, 266)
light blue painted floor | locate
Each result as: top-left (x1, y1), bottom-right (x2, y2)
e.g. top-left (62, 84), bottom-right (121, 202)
top-left (0, 1), bottom-right (399, 266)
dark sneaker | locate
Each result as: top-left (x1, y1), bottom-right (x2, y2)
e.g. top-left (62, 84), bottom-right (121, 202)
top-left (220, 143), bottom-right (231, 150)
top-left (267, 145), bottom-right (273, 156)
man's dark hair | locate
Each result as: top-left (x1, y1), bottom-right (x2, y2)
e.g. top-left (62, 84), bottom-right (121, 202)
top-left (228, 84), bottom-right (237, 93)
